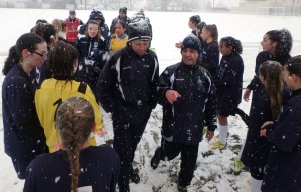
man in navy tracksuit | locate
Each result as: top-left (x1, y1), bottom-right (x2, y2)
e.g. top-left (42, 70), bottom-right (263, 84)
top-left (150, 34), bottom-right (217, 192)
top-left (96, 18), bottom-right (159, 192)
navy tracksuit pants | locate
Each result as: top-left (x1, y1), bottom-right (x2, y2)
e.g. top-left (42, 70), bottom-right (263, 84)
top-left (113, 118), bottom-right (149, 192)
top-left (155, 138), bottom-right (199, 187)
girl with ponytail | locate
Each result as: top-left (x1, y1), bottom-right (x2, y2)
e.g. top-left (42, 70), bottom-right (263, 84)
top-left (2, 33), bottom-right (49, 179)
top-left (24, 97), bottom-right (119, 192)
top-left (260, 55), bottom-right (301, 192)
top-left (34, 41), bottom-right (103, 153)
top-left (209, 36), bottom-right (244, 150)
top-left (241, 61), bottom-right (287, 192)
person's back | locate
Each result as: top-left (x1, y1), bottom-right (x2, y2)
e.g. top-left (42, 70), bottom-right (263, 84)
top-left (24, 145), bottom-right (119, 192)
top-left (35, 79), bottom-right (102, 152)
top-left (34, 41), bottom-right (103, 153)
top-left (24, 97), bottom-right (119, 192)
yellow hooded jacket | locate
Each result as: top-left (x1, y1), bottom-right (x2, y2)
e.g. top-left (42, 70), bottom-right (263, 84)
top-left (109, 33), bottom-right (128, 52)
top-left (35, 78), bottom-right (103, 153)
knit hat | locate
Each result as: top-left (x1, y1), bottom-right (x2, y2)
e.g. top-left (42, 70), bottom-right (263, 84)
top-left (181, 34), bottom-right (202, 54)
top-left (127, 17), bottom-right (151, 42)
top-left (89, 9), bottom-right (105, 22)
top-left (119, 7), bottom-right (127, 14)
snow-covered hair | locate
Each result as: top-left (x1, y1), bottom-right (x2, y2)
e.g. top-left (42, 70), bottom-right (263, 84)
top-left (55, 96), bottom-right (95, 192)
top-left (127, 17), bottom-right (151, 42)
top-left (266, 28), bottom-right (292, 58)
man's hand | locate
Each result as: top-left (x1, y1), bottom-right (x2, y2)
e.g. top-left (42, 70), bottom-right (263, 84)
top-left (165, 90), bottom-right (181, 104)
top-left (175, 41), bottom-right (183, 48)
top-left (206, 130), bottom-right (214, 141)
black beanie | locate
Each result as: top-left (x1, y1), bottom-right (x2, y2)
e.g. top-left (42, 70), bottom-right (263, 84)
top-left (119, 7), bottom-right (127, 14)
top-left (127, 18), bottom-right (151, 42)
top-left (181, 34), bottom-right (202, 54)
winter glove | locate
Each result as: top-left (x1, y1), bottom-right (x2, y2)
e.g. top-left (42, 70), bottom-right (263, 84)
top-left (84, 58), bottom-right (95, 66)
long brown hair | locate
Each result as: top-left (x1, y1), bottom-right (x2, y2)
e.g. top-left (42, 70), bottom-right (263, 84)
top-left (259, 61), bottom-right (284, 119)
top-left (2, 33), bottom-right (45, 75)
top-left (55, 97), bottom-right (95, 192)
top-left (48, 41), bottom-right (78, 79)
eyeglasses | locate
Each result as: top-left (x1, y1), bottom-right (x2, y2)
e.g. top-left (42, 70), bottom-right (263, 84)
top-left (31, 50), bottom-right (48, 58)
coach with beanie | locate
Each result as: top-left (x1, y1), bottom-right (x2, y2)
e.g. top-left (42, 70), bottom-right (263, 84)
top-left (110, 7), bottom-right (131, 34)
top-left (96, 17), bottom-right (159, 192)
top-left (150, 34), bottom-right (217, 192)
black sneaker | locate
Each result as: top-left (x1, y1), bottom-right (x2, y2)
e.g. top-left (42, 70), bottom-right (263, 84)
top-left (178, 185), bottom-right (188, 192)
top-left (129, 167), bottom-right (140, 184)
top-left (150, 148), bottom-right (161, 169)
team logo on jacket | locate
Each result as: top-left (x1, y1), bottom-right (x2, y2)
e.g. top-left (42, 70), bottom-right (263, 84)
top-left (123, 66), bottom-right (131, 70)
top-left (94, 42), bottom-right (98, 48)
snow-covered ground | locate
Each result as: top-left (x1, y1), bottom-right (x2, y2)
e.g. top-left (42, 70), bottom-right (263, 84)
top-left (0, 8), bottom-right (301, 192)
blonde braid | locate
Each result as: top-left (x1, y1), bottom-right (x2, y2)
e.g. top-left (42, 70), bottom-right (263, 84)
top-left (55, 97), bottom-right (95, 192)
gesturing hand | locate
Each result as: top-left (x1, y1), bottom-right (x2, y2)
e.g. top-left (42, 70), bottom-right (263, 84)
top-left (165, 90), bottom-right (181, 104)
top-left (243, 88), bottom-right (251, 102)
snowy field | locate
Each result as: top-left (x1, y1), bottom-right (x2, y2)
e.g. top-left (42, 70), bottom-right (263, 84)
top-left (0, 8), bottom-right (301, 192)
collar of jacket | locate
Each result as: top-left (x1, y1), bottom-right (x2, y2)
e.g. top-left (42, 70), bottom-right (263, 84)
top-left (68, 17), bottom-right (76, 22)
top-left (52, 74), bottom-right (74, 80)
top-left (291, 88), bottom-right (301, 97)
top-left (128, 45), bottom-right (150, 59)
top-left (181, 61), bottom-right (198, 69)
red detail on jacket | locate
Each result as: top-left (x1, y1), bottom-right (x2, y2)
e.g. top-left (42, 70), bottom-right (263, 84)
top-left (65, 18), bottom-right (80, 43)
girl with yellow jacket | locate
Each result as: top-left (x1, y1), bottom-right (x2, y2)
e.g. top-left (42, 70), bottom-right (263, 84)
top-left (35, 41), bottom-right (103, 152)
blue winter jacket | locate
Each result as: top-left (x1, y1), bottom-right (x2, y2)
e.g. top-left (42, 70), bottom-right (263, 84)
top-left (75, 36), bottom-right (107, 93)
top-left (200, 40), bottom-right (219, 82)
top-left (247, 51), bottom-right (291, 118)
top-left (24, 145), bottom-right (119, 192)
top-left (262, 88), bottom-right (301, 192)
top-left (97, 46), bottom-right (159, 125)
top-left (2, 64), bottom-right (47, 163)
top-left (216, 51), bottom-right (244, 108)
top-left (158, 62), bottom-right (217, 145)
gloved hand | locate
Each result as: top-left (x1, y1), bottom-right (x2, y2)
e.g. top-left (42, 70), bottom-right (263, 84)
top-left (84, 58), bottom-right (94, 66)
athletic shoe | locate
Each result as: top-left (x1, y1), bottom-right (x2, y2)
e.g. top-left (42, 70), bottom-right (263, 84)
top-left (129, 167), bottom-right (140, 184)
top-left (178, 185), bottom-right (188, 192)
top-left (231, 158), bottom-right (245, 173)
top-left (209, 141), bottom-right (227, 150)
top-left (150, 148), bottom-right (161, 169)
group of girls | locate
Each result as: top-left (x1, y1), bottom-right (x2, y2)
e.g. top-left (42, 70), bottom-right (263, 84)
top-left (240, 29), bottom-right (301, 192)
top-left (2, 21), bottom-right (120, 191)
top-left (76, 18), bottom-right (128, 94)
top-left (2, 32), bottom-right (119, 191)
top-left (180, 15), bottom-right (245, 150)
top-left (2, 12), bottom-right (301, 192)
top-left (180, 15), bottom-right (301, 192)
top-left (1, 12), bottom-right (133, 192)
